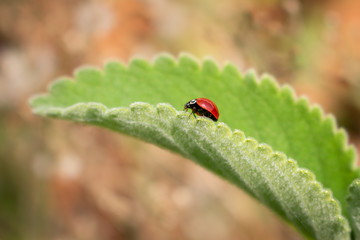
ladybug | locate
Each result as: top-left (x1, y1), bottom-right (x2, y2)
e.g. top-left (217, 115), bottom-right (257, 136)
top-left (184, 98), bottom-right (219, 121)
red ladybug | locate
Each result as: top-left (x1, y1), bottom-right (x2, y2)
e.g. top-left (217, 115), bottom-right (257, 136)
top-left (184, 98), bottom-right (219, 121)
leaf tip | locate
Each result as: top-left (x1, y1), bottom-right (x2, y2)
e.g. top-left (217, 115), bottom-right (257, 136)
top-left (216, 123), bottom-right (232, 138)
top-left (259, 74), bottom-right (279, 94)
top-left (156, 103), bottom-right (177, 117)
top-left (176, 112), bottom-right (196, 125)
top-left (270, 152), bottom-right (287, 163)
top-left (309, 104), bottom-right (324, 122)
top-left (178, 53), bottom-right (200, 71)
top-left (222, 62), bottom-right (243, 80)
top-left (130, 102), bottom-right (156, 115)
top-left (257, 144), bottom-right (273, 155)
top-left (280, 85), bottom-right (297, 104)
top-left (232, 130), bottom-right (245, 143)
top-left (195, 117), bottom-right (216, 130)
top-left (104, 60), bottom-right (126, 73)
top-left (243, 138), bottom-right (258, 151)
top-left (244, 69), bottom-right (259, 85)
top-left (296, 96), bottom-right (311, 112)
top-left (129, 57), bottom-right (152, 71)
top-left (202, 57), bottom-right (221, 76)
top-left (153, 53), bottom-right (177, 69)
top-left (105, 107), bottom-right (130, 119)
top-left (74, 65), bottom-right (103, 81)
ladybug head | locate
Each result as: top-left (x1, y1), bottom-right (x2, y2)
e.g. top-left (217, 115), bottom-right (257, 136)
top-left (184, 99), bottom-right (197, 110)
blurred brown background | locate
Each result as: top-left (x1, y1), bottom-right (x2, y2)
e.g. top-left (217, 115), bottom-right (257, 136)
top-left (1, 0), bottom-right (360, 239)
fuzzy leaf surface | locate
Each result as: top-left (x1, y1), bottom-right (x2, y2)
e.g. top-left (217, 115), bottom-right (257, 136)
top-left (347, 179), bottom-right (360, 239)
top-left (30, 54), bottom-right (358, 239)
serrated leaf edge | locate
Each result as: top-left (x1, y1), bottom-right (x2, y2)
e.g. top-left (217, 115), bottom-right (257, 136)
top-left (31, 53), bottom-right (358, 172)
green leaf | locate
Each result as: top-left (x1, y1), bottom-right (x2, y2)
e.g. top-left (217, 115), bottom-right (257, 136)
top-left (30, 53), bottom-right (358, 239)
top-left (347, 179), bottom-right (360, 239)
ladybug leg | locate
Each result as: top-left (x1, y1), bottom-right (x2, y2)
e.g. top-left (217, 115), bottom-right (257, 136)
top-left (184, 108), bottom-right (195, 119)
top-left (185, 108), bottom-right (197, 120)
top-left (186, 112), bottom-right (196, 119)
top-left (192, 108), bottom-right (197, 119)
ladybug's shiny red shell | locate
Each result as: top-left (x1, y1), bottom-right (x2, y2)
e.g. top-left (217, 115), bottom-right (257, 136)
top-left (184, 98), bottom-right (219, 121)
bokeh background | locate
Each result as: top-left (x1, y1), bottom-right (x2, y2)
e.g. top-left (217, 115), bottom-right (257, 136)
top-left (1, 0), bottom-right (360, 239)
